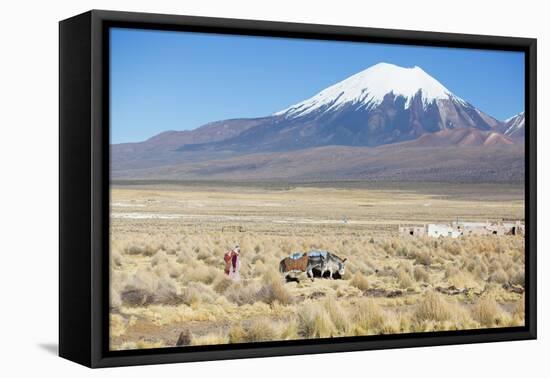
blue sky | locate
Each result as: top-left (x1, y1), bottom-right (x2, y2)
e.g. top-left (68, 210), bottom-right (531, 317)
top-left (110, 28), bottom-right (525, 144)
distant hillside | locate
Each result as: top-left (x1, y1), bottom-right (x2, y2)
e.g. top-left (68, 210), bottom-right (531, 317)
top-left (111, 63), bottom-right (525, 183)
top-left (112, 142), bottom-right (524, 183)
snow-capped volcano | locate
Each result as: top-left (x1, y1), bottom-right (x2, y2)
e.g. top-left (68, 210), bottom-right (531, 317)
top-left (275, 63), bottom-right (468, 118)
top-left (500, 111), bottom-right (525, 138)
top-left (200, 62), bottom-right (500, 151)
top-left (113, 62), bottom-right (519, 176)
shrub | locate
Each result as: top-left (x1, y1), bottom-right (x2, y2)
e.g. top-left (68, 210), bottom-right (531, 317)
top-left (279, 320), bottom-right (299, 340)
top-left (212, 274), bottom-right (233, 294)
top-left (413, 265), bottom-right (429, 282)
top-left (350, 272), bottom-right (370, 291)
top-left (489, 268), bottom-right (509, 284)
top-left (151, 250), bottom-right (169, 267)
top-left (256, 270), bottom-right (293, 305)
top-left (110, 270), bottom-right (127, 309)
top-left (176, 250), bottom-right (193, 264)
top-left (120, 268), bottom-right (182, 306)
top-left (471, 296), bottom-right (501, 327)
top-left (228, 324), bottom-right (246, 343)
top-left (125, 244), bottom-right (158, 256)
top-left (352, 299), bottom-right (386, 334)
top-left (246, 319), bottom-right (277, 342)
top-left (445, 241), bottom-right (463, 256)
top-left (181, 282), bottom-right (216, 306)
top-left (191, 332), bottom-right (228, 346)
top-left (414, 250), bottom-right (433, 266)
top-left (323, 296), bottom-right (349, 333)
top-left (224, 281), bottom-right (262, 305)
top-left (135, 339), bottom-right (165, 349)
top-left (110, 314), bottom-right (127, 337)
top-left (472, 263), bottom-right (488, 280)
top-left (414, 291), bottom-right (453, 322)
top-left (298, 303), bottom-right (337, 338)
top-left (397, 267), bottom-right (414, 289)
top-left (510, 270), bottom-right (525, 286)
top-left (512, 295), bottom-right (525, 321)
top-left (110, 249), bottom-right (124, 267)
top-left (228, 318), bottom-right (278, 343)
top-left (183, 264), bottom-right (219, 285)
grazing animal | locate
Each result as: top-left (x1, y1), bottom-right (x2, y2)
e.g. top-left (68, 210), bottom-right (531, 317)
top-left (306, 250), bottom-right (347, 280)
top-left (279, 253), bottom-right (309, 277)
top-left (305, 250), bottom-right (327, 281)
top-left (279, 251), bottom-right (347, 282)
top-left (318, 252), bottom-right (347, 279)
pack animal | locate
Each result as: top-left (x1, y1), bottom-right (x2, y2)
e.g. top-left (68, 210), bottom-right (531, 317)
top-left (279, 253), bottom-right (309, 276)
top-left (305, 251), bottom-right (347, 280)
top-left (279, 251), bottom-right (347, 282)
top-left (319, 252), bottom-right (347, 279)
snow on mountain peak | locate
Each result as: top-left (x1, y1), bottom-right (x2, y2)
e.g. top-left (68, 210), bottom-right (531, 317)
top-left (503, 111), bottom-right (525, 136)
top-left (275, 62), bottom-right (463, 118)
top-left (504, 111), bottom-right (525, 124)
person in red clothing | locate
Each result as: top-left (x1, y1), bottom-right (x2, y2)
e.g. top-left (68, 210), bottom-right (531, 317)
top-left (224, 245), bottom-right (241, 280)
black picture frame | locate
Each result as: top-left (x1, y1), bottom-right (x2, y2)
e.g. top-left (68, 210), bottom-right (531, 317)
top-left (59, 9), bottom-right (537, 368)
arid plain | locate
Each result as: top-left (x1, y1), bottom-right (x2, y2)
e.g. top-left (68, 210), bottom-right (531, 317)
top-left (109, 182), bottom-right (525, 350)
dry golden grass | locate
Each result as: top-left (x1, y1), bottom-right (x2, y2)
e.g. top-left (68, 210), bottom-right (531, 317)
top-left (471, 296), bottom-right (503, 327)
top-left (298, 302), bottom-right (338, 338)
top-left (413, 265), bottom-right (430, 283)
top-left (191, 332), bottom-right (229, 346)
top-left (109, 183), bottom-right (525, 350)
top-left (414, 291), bottom-right (454, 322)
top-left (352, 298), bottom-right (387, 334)
top-left (350, 272), bottom-right (370, 291)
top-left (241, 319), bottom-right (278, 342)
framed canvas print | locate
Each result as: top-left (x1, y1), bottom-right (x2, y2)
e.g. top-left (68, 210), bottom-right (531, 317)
top-left (59, 10), bottom-right (537, 368)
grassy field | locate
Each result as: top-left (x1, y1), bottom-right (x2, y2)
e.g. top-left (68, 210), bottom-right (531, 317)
top-left (109, 182), bottom-right (525, 350)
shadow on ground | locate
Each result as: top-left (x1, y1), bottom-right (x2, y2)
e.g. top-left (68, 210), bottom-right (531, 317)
top-left (38, 343), bottom-right (58, 355)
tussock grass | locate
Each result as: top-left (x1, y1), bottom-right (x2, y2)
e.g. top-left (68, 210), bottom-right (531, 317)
top-left (258, 270), bottom-right (293, 305)
top-left (110, 314), bottom-right (127, 338)
top-left (279, 320), bottom-right (299, 340)
top-left (229, 318), bottom-right (288, 343)
top-left (224, 281), bottom-right (262, 305)
top-left (118, 267), bottom-right (182, 306)
top-left (510, 269), bottom-right (525, 286)
top-left (181, 282), bottom-right (217, 306)
top-left (322, 296), bottom-right (349, 333)
top-left (298, 302), bottom-right (337, 338)
top-left (414, 291), bottom-right (453, 322)
top-left (352, 298), bottom-right (387, 334)
top-left (223, 271), bottom-right (293, 306)
top-left (110, 249), bottom-right (124, 268)
top-left (396, 265), bottom-right (414, 289)
top-left (413, 250), bottom-right (433, 266)
top-left (212, 274), bottom-right (233, 294)
top-left (115, 339), bottom-right (166, 350)
top-left (511, 294), bottom-right (525, 326)
top-left (349, 271), bottom-right (370, 291)
top-left (413, 265), bottom-right (429, 282)
top-left (191, 332), bottom-right (229, 346)
top-left (125, 243), bottom-right (159, 256)
top-left (471, 296), bottom-right (503, 327)
top-left (183, 264), bottom-right (219, 285)
top-left (489, 268), bottom-right (509, 284)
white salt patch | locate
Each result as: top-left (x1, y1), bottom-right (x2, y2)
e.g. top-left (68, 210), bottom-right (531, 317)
top-left (112, 202), bottom-right (145, 208)
top-left (111, 212), bottom-right (183, 220)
